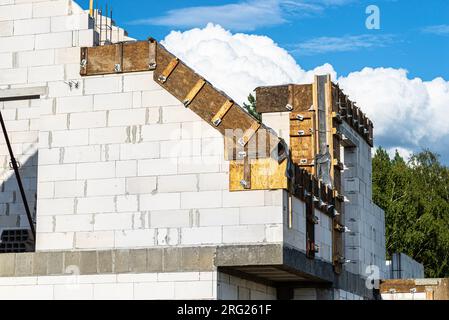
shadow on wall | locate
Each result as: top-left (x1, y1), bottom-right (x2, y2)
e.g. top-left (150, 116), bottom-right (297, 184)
top-left (0, 151), bottom-right (38, 232)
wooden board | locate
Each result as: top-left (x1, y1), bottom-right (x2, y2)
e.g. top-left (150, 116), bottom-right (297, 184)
top-left (255, 84), bottom-right (313, 114)
top-left (153, 43), bottom-right (281, 161)
top-left (229, 158), bottom-right (288, 191)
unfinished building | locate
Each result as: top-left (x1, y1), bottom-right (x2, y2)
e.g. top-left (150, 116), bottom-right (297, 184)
top-left (0, 0), bottom-right (386, 300)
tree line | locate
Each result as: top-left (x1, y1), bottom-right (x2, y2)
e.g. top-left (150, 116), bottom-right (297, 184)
top-left (373, 148), bottom-right (449, 278)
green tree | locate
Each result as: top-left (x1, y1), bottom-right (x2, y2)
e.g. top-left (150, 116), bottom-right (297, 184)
top-left (373, 148), bottom-right (449, 277)
top-left (243, 93), bottom-right (261, 122)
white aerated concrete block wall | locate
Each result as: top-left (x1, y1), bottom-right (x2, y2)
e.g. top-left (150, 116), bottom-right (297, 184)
top-left (0, 0), bottom-right (97, 231)
top-left (218, 272), bottom-right (277, 300)
top-left (35, 71), bottom-right (285, 250)
top-left (341, 123), bottom-right (386, 279)
top-left (0, 271), bottom-right (217, 300)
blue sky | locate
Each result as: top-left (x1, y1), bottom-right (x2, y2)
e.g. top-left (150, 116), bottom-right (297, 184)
top-left (80, 0), bottom-right (449, 80)
top-left (77, 0), bottom-right (449, 162)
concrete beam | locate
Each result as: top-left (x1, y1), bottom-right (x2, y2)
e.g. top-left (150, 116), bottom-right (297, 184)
top-left (0, 86), bottom-right (47, 101)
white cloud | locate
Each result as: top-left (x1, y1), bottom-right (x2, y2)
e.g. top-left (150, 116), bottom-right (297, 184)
top-left (293, 34), bottom-right (395, 55)
top-left (162, 24), bottom-right (449, 160)
top-left (162, 23), bottom-right (336, 103)
top-left (130, 0), bottom-right (353, 31)
top-left (422, 25), bottom-right (449, 35)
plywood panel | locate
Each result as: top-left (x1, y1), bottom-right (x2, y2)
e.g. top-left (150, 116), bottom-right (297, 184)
top-left (229, 158), bottom-right (288, 191)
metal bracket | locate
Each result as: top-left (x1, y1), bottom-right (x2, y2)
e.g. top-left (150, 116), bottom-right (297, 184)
top-left (148, 38), bottom-right (157, 70)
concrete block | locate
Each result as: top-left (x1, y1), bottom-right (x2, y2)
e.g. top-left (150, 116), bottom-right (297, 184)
top-left (123, 72), bottom-right (159, 92)
top-left (156, 228), bottom-right (179, 246)
top-left (0, 4), bottom-right (32, 22)
top-left (51, 129), bottom-right (89, 148)
top-left (51, 13), bottom-right (91, 32)
top-left (0, 52), bottom-right (12, 69)
top-left (39, 114), bottom-right (68, 131)
top-left (69, 111), bottom-right (107, 129)
top-left (3, 119), bottom-right (29, 131)
top-left (54, 284), bottom-right (94, 300)
top-left (158, 174), bottom-right (197, 193)
top-left (222, 190), bottom-right (265, 208)
top-left (37, 181), bottom-right (54, 199)
top-left (55, 214), bottom-right (93, 232)
top-left (54, 47), bottom-right (79, 64)
top-left (182, 121), bottom-right (221, 139)
top-left (120, 142), bottom-right (159, 160)
top-left (38, 198), bottom-right (75, 215)
top-left (0, 21), bottom-right (13, 37)
top-left (84, 76), bottom-right (122, 95)
top-left (125, 176), bottom-right (157, 195)
top-left (18, 106), bottom-right (41, 120)
top-left (174, 281), bottom-right (214, 299)
top-left (35, 232), bottom-right (74, 251)
top-left (145, 248), bottom-right (163, 272)
top-left (53, 180), bottom-right (85, 198)
top-left (150, 210), bottom-right (190, 228)
top-left (29, 65), bottom-right (64, 83)
top-left (0, 254), bottom-right (15, 277)
top-left (76, 161), bottom-right (115, 180)
top-left (93, 283), bottom-right (134, 300)
top-left (114, 229), bottom-right (155, 248)
top-left (199, 208), bottom-right (240, 226)
top-left (35, 31), bottom-right (72, 49)
top-left (14, 17), bottom-right (50, 35)
top-left (37, 147), bottom-right (60, 165)
top-left (181, 191), bottom-right (222, 209)
top-left (240, 206), bottom-right (283, 225)
top-left (77, 196), bottom-right (115, 214)
top-left (139, 193), bottom-right (180, 211)
top-left (222, 225), bottom-right (266, 244)
top-left (162, 105), bottom-right (201, 123)
top-left (116, 195), bottom-right (138, 212)
top-left (116, 160), bottom-right (137, 177)
top-left (75, 231), bottom-right (114, 249)
top-left (141, 123), bottom-right (181, 142)
top-left (89, 127), bottom-right (127, 144)
top-left (142, 89), bottom-right (180, 108)
top-left (0, 68), bottom-right (27, 85)
top-left (93, 213), bottom-right (134, 231)
top-left (0, 35), bottom-right (34, 53)
top-left (160, 139), bottom-right (201, 158)
top-left (108, 108), bottom-right (146, 127)
top-left (56, 96), bottom-right (93, 113)
top-left (38, 164), bottom-right (76, 182)
top-left (32, 0), bottom-right (70, 17)
top-left (87, 178), bottom-right (125, 197)
top-left (93, 92), bottom-right (133, 110)
top-left (134, 282), bottom-right (175, 300)
top-left (178, 156), bottom-right (220, 174)
top-left (63, 145), bottom-right (102, 164)
top-left (137, 158), bottom-right (177, 176)
top-left (116, 273), bottom-right (157, 283)
top-left (202, 137), bottom-right (224, 156)
top-left (181, 227), bottom-right (222, 245)
top-left (199, 173), bottom-right (229, 191)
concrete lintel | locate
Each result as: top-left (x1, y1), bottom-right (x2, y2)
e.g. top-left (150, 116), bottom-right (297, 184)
top-left (0, 86), bottom-right (48, 101)
top-left (0, 247), bottom-right (216, 278)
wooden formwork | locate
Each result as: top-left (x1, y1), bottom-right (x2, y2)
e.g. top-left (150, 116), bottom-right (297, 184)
top-left (80, 40), bottom-right (360, 273)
